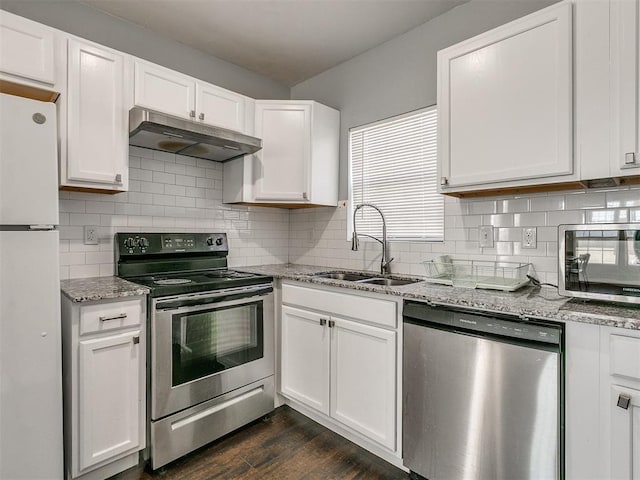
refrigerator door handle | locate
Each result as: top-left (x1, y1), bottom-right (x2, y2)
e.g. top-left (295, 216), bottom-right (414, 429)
top-left (28, 225), bottom-right (55, 231)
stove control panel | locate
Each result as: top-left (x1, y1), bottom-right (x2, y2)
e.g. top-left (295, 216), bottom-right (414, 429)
top-left (115, 233), bottom-right (228, 256)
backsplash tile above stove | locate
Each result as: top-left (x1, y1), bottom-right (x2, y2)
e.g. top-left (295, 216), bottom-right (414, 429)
top-left (58, 147), bottom-right (290, 280)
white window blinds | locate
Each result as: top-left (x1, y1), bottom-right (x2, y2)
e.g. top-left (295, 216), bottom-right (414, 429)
top-left (349, 106), bottom-right (443, 241)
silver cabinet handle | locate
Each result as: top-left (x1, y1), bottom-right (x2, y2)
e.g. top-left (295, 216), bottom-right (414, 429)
top-left (440, 176), bottom-right (449, 186)
top-left (189, 110), bottom-right (196, 118)
top-left (99, 313), bottom-right (127, 322)
top-left (302, 192), bottom-right (308, 200)
top-left (319, 318), bottom-right (327, 326)
top-left (133, 336), bottom-right (140, 345)
top-left (199, 112), bottom-right (205, 121)
top-left (115, 173), bottom-right (122, 184)
top-left (617, 394), bottom-right (631, 410)
top-left (625, 152), bottom-right (637, 165)
top-left (328, 320), bottom-right (335, 328)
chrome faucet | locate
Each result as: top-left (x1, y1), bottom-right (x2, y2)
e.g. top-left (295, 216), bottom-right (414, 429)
top-left (351, 203), bottom-right (394, 275)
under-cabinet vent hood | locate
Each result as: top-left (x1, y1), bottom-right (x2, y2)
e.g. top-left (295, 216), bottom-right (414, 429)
top-left (129, 107), bottom-right (262, 162)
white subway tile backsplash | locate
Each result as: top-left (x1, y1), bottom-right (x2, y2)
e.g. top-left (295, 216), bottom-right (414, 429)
top-left (289, 186), bottom-right (639, 284)
top-left (565, 192), bottom-right (606, 210)
top-left (606, 189), bottom-right (640, 208)
top-left (59, 147), bottom-right (289, 280)
top-left (530, 195), bottom-right (565, 212)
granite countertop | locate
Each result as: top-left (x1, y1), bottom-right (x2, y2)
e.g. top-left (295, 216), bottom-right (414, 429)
top-left (60, 276), bottom-right (150, 303)
top-left (238, 263), bottom-right (640, 330)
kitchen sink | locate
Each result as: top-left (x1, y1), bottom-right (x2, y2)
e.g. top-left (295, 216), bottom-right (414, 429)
top-left (359, 278), bottom-right (420, 286)
top-left (313, 271), bottom-right (421, 286)
top-left (313, 272), bottom-right (374, 281)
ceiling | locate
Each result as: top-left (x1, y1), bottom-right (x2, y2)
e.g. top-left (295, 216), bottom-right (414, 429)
top-left (79, 0), bottom-right (468, 86)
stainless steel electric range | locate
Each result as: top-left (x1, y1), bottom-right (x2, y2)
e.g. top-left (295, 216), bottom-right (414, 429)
top-left (116, 232), bottom-right (275, 470)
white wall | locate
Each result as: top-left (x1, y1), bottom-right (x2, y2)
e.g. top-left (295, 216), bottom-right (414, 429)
top-left (0, 0), bottom-right (289, 99)
top-left (58, 147), bottom-right (289, 279)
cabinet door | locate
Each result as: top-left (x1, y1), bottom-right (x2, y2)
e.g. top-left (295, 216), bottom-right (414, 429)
top-left (196, 81), bottom-right (245, 132)
top-left (66, 39), bottom-right (128, 188)
top-left (134, 61), bottom-right (195, 120)
top-left (330, 317), bottom-right (396, 450)
top-left (0, 11), bottom-right (54, 85)
top-left (254, 102), bottom-right (311, 202)
top-left (281, 306), bottom-right (329, 414)
top-left (78, 330), bottom-right (141, 472)
top-left (610, 385), bottom-right (640, 480)
top-left (611, 0), bottom-right (640, 174)
top-left (438, 2), bottom-right (573, 190)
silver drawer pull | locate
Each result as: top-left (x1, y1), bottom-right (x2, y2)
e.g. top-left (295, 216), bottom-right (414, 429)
top-left (99, 313), bottom-right (127, 322)
top-left (617, 394), bottom-right (631, 410)
top-left (132, 336), bottom-right (140, 344)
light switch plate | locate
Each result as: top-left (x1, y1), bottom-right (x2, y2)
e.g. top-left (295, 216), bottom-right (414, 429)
top-left (84, 226), bottom-right (99, 245)
top-left (522, 227), bottom-right (537, 249)
top-left (479, 225), bottom-right (494, 248)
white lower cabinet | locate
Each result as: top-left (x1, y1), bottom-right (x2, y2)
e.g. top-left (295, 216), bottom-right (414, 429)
top-left (330, 316), bottom-right (396, 449)
top-left (280, 283), bottom-right (398, 454)
top-left (62, 295), bottom-right (146, 480)
top-left (281, 306), bottom-right (330, 414)
top-left (601, 327), bottom-right (640, 480)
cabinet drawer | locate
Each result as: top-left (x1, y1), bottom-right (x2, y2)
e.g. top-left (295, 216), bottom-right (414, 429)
top-left (610, 334), bottom-right (640, 380)
top-left (80, 299), bottom-right (143, 335)
top-left (282, 284), bottom-right (396, 328)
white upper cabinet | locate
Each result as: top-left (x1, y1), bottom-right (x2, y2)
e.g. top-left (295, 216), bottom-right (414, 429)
top-left (610, 0), bottom-right (640, 176)
top-left (61, 38), bottom-right (131, 192)
top-left (134, 60), bottom-right (195, 120)
top-left (196, 82), bottom-right (246, 131)
top-left (223, 100), bottom-right (339, 207)
top-left (134, 60), bottom-right (251, 133)
top-left (254, 102), bottom-right (312, 202)
top-left (0, 10), bottom-right (55, 86)
top-left (438, 2), bottom-right (573, 194)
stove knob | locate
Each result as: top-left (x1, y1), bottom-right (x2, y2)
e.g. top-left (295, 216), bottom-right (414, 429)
top-left (124, 237), bottom-right (136, 249)
top-left (215, 237), bottom-right (224, 246)
top-left (138, 237), bottom-right (149, 249)
top-left (206, 237), bottom-right (214, 246)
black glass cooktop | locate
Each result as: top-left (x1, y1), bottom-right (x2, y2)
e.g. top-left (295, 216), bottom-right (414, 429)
top-left (129, 269), bottom-right (272, 298)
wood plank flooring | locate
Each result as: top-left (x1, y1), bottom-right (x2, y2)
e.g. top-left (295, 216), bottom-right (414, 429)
top-left (111, 405), bottom-right (410, 480)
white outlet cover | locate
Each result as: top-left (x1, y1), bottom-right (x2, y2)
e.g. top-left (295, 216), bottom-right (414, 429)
top-left (479, 225), bottom-right (494, 248)
top-left (522, 227), bottom-right (537, 249)
top-left (84, 225), bottom-right (99, 245)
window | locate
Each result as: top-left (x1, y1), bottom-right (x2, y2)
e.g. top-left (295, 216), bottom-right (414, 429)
top-left (349, 106), bottom-right (443, 241)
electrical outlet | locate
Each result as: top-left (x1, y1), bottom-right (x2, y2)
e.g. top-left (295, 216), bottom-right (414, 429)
top-left (522, 227), bottom-right (537, 249)
top-left (84, 226), bottom-right (99, 245)
top-left (479, 225), bottom-right (494, 248)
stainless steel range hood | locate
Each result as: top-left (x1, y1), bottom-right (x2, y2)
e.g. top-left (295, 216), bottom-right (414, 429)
top-left (129, 107), bottom-right (262, 162)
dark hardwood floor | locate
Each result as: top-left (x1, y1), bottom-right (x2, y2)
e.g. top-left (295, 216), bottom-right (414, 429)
top-left (112, 405), bottom-right (409, 480)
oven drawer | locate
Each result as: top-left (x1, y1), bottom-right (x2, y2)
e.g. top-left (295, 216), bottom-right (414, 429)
top-left (80, 299), bottom-right (143, 335)
top-left (150, 375), bottom-right (275, 469)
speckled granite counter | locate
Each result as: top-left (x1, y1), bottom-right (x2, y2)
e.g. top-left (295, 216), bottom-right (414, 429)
top-left (61, 276), bottom-right (150, 303)
top-left (238, 263), bottom-right (640, 330)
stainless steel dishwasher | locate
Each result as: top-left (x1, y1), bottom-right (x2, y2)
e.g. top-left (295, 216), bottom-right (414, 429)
top-left (403, 300), bottom-right (564, 480)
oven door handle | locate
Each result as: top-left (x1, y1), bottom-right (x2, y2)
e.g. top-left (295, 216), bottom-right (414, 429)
top-left (155, 284), bottom-right (273, 310)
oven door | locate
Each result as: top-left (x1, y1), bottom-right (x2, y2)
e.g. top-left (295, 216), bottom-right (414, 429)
top-left (151, 284), bottom-right (274, 420)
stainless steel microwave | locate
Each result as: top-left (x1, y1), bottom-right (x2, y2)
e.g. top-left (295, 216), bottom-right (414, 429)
top-left (559, 224), bottom-right (640, 304)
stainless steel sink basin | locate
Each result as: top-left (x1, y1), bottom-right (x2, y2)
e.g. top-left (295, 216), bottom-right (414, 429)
top-left (359, 277), bottom-right (420, 286)
top-left (313, 272), bottom-right (374, 281)
top-left (313, 271), bottom-right (421, 286)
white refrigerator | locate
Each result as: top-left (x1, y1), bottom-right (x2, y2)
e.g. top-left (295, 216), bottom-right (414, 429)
top-left (0, 93), bottom-right (63, 479)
